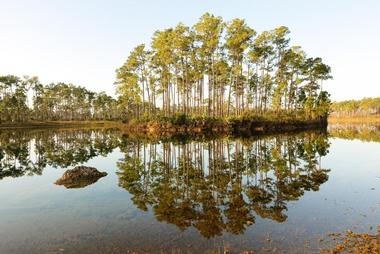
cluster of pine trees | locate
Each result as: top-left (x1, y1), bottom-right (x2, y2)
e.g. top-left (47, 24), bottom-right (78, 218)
top-left (0, 75), bottom-right (119, 123)
top-left (331, 97), bottom-right (380, 116)
top-left (115, 13), bottom-right (332, 120)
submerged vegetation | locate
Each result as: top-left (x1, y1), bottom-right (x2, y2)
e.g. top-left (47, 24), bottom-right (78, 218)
top-left (116, 13), bottom-right (332, 121)
top-left (320, 229), bottom-right (379, 254)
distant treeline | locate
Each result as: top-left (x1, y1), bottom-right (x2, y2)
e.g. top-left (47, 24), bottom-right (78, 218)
top-left (116, 13), bottom-right (332, 120)
top-left (0, 75), bottom-right (121, 123)
top-left (331, 97), bottom-right (380, 117)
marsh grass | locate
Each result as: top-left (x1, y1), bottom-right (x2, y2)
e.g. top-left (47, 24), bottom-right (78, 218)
top-left (328, 115), bottom-right (380, 124)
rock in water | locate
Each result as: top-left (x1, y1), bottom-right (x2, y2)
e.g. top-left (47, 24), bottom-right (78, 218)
top-left (55, 166), bottom-right (107, 189)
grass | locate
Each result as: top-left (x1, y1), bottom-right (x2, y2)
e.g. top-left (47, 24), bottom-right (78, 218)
top-left (328, 115), bottom-right (380, 124)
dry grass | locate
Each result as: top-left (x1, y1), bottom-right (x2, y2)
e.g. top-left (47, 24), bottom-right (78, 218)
top-left (328, 115), bottom-right (380, 124)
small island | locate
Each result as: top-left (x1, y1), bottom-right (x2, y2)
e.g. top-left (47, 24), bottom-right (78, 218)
top-left (0, 13), bottom-right (332, 136)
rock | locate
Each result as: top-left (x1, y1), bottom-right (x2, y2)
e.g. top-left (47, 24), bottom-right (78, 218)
top-left (55, 166), bottom-right (107, 189)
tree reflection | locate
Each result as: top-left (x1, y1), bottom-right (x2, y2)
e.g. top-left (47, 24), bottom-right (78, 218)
top-left (117, 132), bottom-right (330, 237)
top-left (329, 123), bottom-right (380, 143)
top-left (0, 128), bottom-right (120, 180)
top-left (0, 127), bottom-right (331, 238)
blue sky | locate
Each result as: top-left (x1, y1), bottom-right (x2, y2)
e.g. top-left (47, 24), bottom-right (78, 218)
top-left (0, 0), bottom-right (379, 101)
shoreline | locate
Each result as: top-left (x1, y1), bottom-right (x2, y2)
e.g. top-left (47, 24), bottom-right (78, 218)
top-left (120, 118), bottom-right (328, 137)
top-left (0, 118), bottom-right (327, 136)
top-left (0, 120), bottom-right (122, 130)
top-left (328, 115), bottom-right (380, 124)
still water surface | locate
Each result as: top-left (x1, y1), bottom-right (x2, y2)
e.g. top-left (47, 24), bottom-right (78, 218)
top-left (0, 125), bottom-right (379, 253)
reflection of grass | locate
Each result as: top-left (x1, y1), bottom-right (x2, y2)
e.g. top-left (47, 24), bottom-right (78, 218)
top-left (329, 124), bottom-right (380, 143)
top-left (320, 229), bottom-right (379, 254)
top-left (329, 116), bottom-right (380, 123)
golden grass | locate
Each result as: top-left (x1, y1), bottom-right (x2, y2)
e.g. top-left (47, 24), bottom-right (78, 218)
top-left (328, 115), bottom-right (380, 124)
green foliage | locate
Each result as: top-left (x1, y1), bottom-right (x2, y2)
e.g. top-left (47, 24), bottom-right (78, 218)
top-left (0, 75), bottom-right (120, 123)
top-left (116, 13), bottom-right (332, 121)
top-left (331, 97), bottom-right (380, 116)
top-left (0, 75), bottom-right (30, 123)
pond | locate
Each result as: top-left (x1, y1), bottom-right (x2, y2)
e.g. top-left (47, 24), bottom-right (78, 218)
top-left (0, 125), bottom-right (379, 253)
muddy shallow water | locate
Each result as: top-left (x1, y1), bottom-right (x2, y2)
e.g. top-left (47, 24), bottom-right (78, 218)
top-left (0, 126), bottom-right (379, 253)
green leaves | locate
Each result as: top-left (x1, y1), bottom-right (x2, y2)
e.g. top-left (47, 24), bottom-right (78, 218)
top-left (225, 18), bottom-right (256, 61)
top-left (331, 97), bottom-right (380, 116)
top-left (194, 13), bottom-right (224, 60)
top-left (115, 13), bottom-right (332, 119)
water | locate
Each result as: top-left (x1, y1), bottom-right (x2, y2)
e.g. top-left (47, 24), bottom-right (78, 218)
top-left (0, 125), bottom-right (379, 253)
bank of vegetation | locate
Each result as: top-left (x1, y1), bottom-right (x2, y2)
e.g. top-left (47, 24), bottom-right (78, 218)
top-left (330, 97), bottom-right (380, 123)
top-left (1, 13), bottom-right (332, 134)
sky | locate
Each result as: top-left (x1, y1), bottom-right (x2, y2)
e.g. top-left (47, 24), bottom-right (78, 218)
top-left (0, 0), bottom-right (379, 101)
